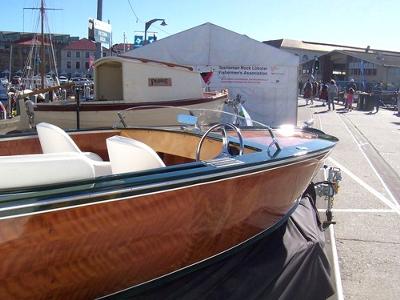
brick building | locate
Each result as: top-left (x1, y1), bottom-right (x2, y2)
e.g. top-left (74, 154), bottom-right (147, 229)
top-left (60, 38), bottom-right (109, 78)
top-left (0, 31), bottom-right (78, 78)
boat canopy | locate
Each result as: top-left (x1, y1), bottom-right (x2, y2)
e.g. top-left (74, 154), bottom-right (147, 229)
top-left (93, 56), bottom-right (204, 102)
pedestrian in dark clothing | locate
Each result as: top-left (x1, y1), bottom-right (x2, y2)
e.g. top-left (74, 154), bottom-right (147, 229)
top-left (372, 82), bottom-right (383, 113)
top-left (312, 81), bottom-right (318, 104)
top-left (303, 80), bottom-right (313, 105)
top-left (298, 80), bottom-right (303, 95)
top-left (320, 83), bottom-right (328, 106)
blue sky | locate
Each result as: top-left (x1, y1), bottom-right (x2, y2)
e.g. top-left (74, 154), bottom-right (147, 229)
top-left (2, 0), bottom-right (400, 51)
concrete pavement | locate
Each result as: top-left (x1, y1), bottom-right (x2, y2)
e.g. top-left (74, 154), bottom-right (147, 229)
top-left (297, 98), bottom-right (400, 300)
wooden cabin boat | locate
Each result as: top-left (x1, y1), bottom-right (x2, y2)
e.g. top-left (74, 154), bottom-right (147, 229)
top-left (32, 56), bottom-right (227, 129)
top-left (0, 107), bottom-right (337, 299)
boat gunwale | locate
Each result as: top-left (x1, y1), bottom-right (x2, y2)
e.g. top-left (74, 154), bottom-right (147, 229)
top-left (0, 145), bottom-right (332, 219)
top-left (33, 93), bottom-right (228, 111)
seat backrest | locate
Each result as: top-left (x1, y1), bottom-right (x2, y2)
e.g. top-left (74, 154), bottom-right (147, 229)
top-left (36, 122), bottom-right (81, 154)
top-left (0, 152), bottom-right (95, 189)
top-left (106, 135), bottom-right (165, 174)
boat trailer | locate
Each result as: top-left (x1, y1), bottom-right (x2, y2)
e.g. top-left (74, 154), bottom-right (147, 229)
top-left (315, 165), bottom-right (342, 229)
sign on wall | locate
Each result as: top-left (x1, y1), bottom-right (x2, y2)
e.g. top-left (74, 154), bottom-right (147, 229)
top-left (195, 65), bottom-right (293, 126)
top-left (197, 65), bottom-right (288, 87)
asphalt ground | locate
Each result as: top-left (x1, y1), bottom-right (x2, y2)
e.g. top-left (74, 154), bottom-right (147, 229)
top-left (297, 97), bottom-right (400, 300)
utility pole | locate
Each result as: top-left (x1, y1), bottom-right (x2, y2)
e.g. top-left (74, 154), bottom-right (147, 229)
top-left (108, 19), bottom-right (112, 56)
top-left (123, 32), bottom-right (126, 53)
top-left (8, 43), bottom-right (12, 83)
top-left (23, 0), bottom-right (62, 89)
top-left (95, 0), bottom-right (103, 60)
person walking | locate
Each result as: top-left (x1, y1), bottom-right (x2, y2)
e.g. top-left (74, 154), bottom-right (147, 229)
top-left (298, 80), bottom-right (303, 96)
top-left (347, 88), bottom-right (355, 111)
top-left (303, 80), bottom-right (312, 105)
top-left (311, 81), bottom-right (318, 105)
top-left (372, 82), bottom-right (383, 113)
top-left (327, 79), bottom-right (338, 111)
top-left (343, 79), bottom-right (356, 109)
top-left (24, 97), bottom-right (36, 128)
top-left (320, 82), bottom-right (328, 106)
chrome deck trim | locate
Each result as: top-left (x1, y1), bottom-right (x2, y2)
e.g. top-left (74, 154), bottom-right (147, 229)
top-left (0, 149), bottom-right (331, 219)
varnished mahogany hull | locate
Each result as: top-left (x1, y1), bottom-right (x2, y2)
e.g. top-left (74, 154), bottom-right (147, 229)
top-left (0, 153), bottom-right (325, 299)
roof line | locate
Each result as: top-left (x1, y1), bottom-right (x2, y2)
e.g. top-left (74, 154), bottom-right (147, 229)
top-left (266, 38), bottom-right (400, 55)
top-left (302, 40), bottom-right (368, 51)
top-left (328, 50), bottom-right (383, 66)
top-left (112, 55), bottom-right (193, 71)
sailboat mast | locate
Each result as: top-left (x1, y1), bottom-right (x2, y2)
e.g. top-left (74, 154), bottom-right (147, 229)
top-left (23, 1), bottom-right (62, 90)
top-left (40, 0), bottom-right (45, 89)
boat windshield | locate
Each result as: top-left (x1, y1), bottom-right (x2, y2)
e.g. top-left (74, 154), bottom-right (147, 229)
top-left (114, 104), bottom-right (282, 152)
top-left (114, 105), bottom-right (275, 131)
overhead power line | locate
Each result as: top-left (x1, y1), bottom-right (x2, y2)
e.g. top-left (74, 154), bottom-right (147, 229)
top-left (127, 0), bottom-right (139, 23)
top-left (126, 0), bottom-right (170, 36)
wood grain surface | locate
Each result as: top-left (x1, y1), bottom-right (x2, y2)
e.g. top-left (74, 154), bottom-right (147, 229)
top-left (0, 153), bottom-right (325, 299)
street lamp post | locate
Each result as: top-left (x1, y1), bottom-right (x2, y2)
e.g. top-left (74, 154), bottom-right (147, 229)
top-left (144, 18), bottom-right (167, 45)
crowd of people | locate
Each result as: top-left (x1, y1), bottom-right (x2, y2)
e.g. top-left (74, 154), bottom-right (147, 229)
top-left (302, 79), bottom-right (341, 110)
top-left (299, 78), bottom-right (393, 114)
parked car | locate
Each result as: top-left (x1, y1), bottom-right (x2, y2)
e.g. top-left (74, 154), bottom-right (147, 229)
top-left (0, 77), bottom-right (8, 87)
top-left (71, 77), bottom-right (92, 87)
top-left (59, 76), bottom-right (69, 85)
top-left (70, 77), bottom-right (82, 86)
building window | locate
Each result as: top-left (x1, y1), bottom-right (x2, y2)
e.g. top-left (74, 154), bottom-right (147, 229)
top-left (67, 61), bottom-right (71, 69)
top-left (76, 51), bottom-right (80, 58)
top-left (102, 52), bottom-right (107, 57)
top-left (85, 62), bottom-right (89, 70)
top-left (67, 51), bottom-right (71, 57)
top-left (76, 62), bottom-right (80, 69)
top-left (85, 51), bottom-right (90, 58)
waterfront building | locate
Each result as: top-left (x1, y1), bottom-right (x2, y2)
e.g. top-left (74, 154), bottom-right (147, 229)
top-left (60, 38), bottom-right (108, 78)
top-left (0, 31), bottom-right (78, 78)
top-left (264, 39), bottom-right (400, 88)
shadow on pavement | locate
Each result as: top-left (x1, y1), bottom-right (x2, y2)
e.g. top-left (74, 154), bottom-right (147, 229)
top-left (313, 110), bottom-right (330, 114)
top-left (335, 108), bottom-right (348, 114)
top-left (365, 111), bottom-right (377, 115)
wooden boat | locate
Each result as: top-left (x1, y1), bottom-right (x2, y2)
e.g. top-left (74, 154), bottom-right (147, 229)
top-left (32, 56), bottom-right (227, 129)
top-left (0, 107), bottom-right (338, 299)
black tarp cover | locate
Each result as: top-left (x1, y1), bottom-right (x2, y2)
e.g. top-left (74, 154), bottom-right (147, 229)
top-left (108, 197), bottom-right (335, 300)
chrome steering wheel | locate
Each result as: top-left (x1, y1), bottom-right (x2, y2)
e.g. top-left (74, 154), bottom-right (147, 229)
top-left (195, 123), bottom-right (244, 161)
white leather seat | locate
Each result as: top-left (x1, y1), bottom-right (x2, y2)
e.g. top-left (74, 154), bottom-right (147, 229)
top-left (106, 135), bottom-right (165, 174)
top-left (0, 152), bottom-right (95, 189)
top-left (36, 122), bottom-right (112, 176)
top-left (36, 122), bottom-right (103, 161)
